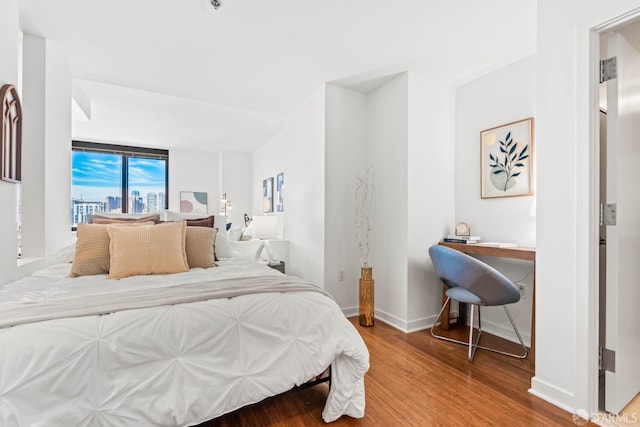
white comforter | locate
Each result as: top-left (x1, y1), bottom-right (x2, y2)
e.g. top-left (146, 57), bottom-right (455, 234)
top-left (0, 259), bottom-right (369, 426)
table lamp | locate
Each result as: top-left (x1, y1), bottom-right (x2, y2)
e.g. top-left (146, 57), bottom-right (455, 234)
top-left (252, 215), bottom-right (278, 239)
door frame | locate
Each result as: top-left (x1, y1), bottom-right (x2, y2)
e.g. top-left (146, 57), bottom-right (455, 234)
top-left (588, 9), bottom-right (640, 418)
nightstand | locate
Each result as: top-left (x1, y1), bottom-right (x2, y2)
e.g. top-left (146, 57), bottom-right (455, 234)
top-left (268, 261), bottom-right (285, 274)
top-left (264, 240), bottom-right (289, 267)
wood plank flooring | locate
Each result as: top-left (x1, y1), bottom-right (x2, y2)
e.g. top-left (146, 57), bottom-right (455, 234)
top-left (201, 318), bottom-right (595, 426)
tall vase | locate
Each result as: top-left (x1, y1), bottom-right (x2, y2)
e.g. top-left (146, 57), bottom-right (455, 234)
top-left (359, 266), bottom-right (374, 327)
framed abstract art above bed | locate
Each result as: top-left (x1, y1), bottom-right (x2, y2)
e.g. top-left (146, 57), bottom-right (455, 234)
top-left (263, 177), bottom-right (274, 213)
top-left (180, 191), bottom-right (208, 215)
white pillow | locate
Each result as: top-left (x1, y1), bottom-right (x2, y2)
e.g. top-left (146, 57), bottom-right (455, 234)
top-left (229, 240), bottom-right (262, 260)
top-left (214, 231), bottom-right (233, 258)
top-left (227, 226), bottom-right (244, 241)
top-left (48, 242), bottom-right (77, 264)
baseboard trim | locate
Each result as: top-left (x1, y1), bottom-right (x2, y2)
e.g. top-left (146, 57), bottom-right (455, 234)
top-left (341, 305), bottom-right (408, 331)
top-left (341, 305), bottom-right (531, 347)
top-left (372, 309), bottom-right (448, 333)
top-left (341, 306), bottom-right (358, 318)
top-left (406, 315), bottom-right (436, 333)
top-left (374, 308), bottom-right (409, 332)
top-left (529, 376), bottom-right (575, 414)
top-left (341, 306), bottom-right (460, 334)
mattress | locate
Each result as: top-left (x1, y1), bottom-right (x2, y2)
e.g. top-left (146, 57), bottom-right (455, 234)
top-left (0, 259), bottom-right (369, 426)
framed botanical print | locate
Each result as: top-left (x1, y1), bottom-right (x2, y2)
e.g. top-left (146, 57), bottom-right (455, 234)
top-left (480, 117), bottom-right (534, 198)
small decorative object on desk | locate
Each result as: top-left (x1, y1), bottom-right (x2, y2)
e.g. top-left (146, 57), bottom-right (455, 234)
top-left (443, 238), bottom-right (479, 244)
top-left (455, 221), bottom-right (470, 237)
top-left (355, 167), bottom-right (375, 327)
top-left (446, 234), bottom-right (481, 240)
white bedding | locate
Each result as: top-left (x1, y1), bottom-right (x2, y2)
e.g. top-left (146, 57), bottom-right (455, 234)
top-left (0, 259), bottom-right (369, 426)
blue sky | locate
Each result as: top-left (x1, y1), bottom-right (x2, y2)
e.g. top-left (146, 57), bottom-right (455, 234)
top-left (72, 152), bottom-right (166, 202)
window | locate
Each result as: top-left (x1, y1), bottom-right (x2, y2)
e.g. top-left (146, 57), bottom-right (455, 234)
top-left (71, 141), bottom-right (169, 229)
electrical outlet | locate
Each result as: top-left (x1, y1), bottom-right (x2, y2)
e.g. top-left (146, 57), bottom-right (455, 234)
top-left (517, 284), bottom-right (526, 299)
top-left (338, 270), bottom-right (345, 281)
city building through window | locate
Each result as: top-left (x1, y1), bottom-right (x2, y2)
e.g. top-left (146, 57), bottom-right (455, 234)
top-left (71, 141), bottom-right (169, 229)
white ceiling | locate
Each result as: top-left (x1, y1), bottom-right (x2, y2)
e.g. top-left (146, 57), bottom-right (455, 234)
top-left (19, 0), bottom-right (537, 152)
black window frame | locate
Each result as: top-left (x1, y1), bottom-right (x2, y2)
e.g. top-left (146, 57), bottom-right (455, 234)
top-left (71, 141), bottom-right (169, 230)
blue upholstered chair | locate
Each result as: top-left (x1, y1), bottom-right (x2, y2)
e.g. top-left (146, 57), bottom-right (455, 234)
top-left (428, 245), bottom-right (528, 361)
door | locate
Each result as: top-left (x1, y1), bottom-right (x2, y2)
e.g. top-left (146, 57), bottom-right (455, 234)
top-left (604, 30), bottom-right (640, 415)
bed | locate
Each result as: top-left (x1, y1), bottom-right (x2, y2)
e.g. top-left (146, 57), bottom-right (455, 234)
top-left (0, 221), bottom-right (369, 426)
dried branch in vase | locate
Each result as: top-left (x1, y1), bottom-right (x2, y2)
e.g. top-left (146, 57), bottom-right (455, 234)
top-left (355, 167), bottom-right (374, 267)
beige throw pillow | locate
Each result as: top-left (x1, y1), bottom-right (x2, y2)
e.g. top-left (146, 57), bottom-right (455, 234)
top-left (70, 223), bottom-right (112, 277)
top-left (185, 227), bottom-right (216, 269)
top-left (107, 221), bottom-right (189, 279)
top-left (70, 222), bottom-right (155, 277)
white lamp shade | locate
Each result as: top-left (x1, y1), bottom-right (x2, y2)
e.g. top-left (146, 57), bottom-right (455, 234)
top-left (252, 215), bottom-right (278, 239)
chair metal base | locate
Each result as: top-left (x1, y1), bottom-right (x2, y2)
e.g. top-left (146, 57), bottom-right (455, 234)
top-left (431, 297), bottom-right (529, 361)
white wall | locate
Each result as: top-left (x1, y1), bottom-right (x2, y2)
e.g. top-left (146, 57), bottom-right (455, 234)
top-left (0, 20), bottom-right (72, 285)
top-left (0, 0), bottom-right (19, 284)
top-left (21, 33), bottom-right (46, 258)
top-left (44, 43), bottom-right (73, 256)
top-left (533, 0), bottom-right (640, 417)
top-left (454, 55), bottom-right (536, 344)
top-left (21, 34), bottom-right (73, 260)
top-left (168, 149), bottom-right (220, 218)
top-left (324, 84), bottom-right (367, 312)
top-left (406, 71), bottom-right (456, 331)
top-left (252, 87), bottom-right (325, 286)
top-left (324, 72), bottom-right (457, 331)
top-left (366, 73), bottom-right (409, 327)
top-left (219, 151), bottom-right (252, 229)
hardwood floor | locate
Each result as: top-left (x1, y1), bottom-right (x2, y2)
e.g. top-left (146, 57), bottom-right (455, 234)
top-left (201, 318), bottom-right (595, 426)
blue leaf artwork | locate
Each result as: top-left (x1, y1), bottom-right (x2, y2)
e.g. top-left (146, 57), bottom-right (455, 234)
top-left (487, 129), bottom-right (530, 192)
